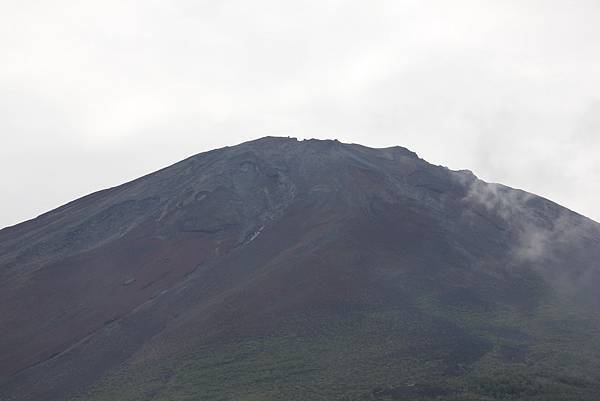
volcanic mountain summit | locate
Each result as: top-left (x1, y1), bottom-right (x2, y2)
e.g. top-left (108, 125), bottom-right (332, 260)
top-left (2, 137), bottom-right (600, 401)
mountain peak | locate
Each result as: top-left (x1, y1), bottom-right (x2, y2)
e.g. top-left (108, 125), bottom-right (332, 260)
top-left (2, 137), bottom-right (600, 401)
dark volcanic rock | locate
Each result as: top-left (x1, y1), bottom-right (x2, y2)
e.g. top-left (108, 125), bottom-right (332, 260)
top-left (1, 137), bottom-right (600, 401)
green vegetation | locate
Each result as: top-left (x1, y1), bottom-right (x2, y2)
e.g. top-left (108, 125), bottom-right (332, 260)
top-left (75, 290), bottom-right (600, 401)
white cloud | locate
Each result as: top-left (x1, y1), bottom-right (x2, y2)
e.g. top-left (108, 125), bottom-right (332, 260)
top-left (1, 0), bottom-right (600, 227)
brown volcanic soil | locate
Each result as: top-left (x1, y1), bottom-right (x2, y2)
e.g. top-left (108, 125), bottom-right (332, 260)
top-left (1, 137), bottom-right (600, 401)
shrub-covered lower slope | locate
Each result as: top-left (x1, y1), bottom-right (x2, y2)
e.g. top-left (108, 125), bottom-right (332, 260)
top-left (77, 290), bottom-right (600, 401)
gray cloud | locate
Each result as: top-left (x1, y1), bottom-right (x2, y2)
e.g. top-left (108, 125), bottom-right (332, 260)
top-left (460, 174), bottom-right (600, 297)
top-left (1, 0), bottom-right (600, 228)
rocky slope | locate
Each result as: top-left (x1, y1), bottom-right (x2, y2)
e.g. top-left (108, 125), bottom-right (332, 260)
top-left (1, 137), bottom-right (600, 401)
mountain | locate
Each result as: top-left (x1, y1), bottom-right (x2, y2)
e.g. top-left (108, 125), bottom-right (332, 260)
top-left (1, 137), bottom-right (600, 401)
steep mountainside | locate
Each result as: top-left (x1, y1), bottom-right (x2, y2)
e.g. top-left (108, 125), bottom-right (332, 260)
top-left (1, 137), bottom-right (600, 401)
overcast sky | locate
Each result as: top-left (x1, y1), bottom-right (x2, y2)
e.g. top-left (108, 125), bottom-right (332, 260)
top-left (1, 0), bottom-right (599, 228)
